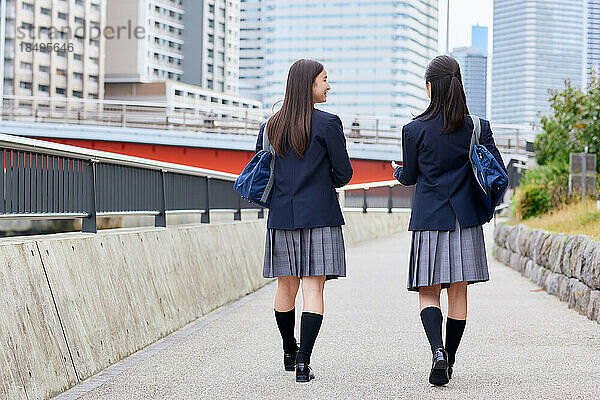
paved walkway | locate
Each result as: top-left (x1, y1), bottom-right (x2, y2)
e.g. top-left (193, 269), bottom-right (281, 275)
top-left (57, 221), bottom-right (600, 400)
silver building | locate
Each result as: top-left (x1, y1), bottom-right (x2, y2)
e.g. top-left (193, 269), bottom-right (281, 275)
top-left (1, 0), bottom-right (106, 99)
top-left (587, 0), bottom-right (600, 83)
top-left (491, 0), bottom-right (586, 125)
top-left (452, 46), bottom-right (487, 119)
top-left (239, 0), bottom-right (438, 120)
top-left (183, 0), bottom-right (240, 94)
top-left (105, 0), bottom-right (184, 83)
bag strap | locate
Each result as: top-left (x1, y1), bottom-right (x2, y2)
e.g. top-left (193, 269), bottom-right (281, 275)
top-left (260, 121), bottom-right (276, 204)
top-left (469, 115), bottom-right (481, 160)
top-left (262, 121), bottom-right (273, 153)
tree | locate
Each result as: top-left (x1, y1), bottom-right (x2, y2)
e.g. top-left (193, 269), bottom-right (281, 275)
top-left (535, 71), bottom-right (600, 172)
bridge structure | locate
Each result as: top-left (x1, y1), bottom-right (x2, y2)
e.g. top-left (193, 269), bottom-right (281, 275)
top-left (0, 95), bottom-right (536, 185)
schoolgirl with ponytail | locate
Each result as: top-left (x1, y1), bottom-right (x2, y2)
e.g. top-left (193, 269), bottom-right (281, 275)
top-left (392, 55), bottom-right (507, 386)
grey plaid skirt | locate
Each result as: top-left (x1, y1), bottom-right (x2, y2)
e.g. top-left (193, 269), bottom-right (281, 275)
top-left (263, 226), bottom-right (346, 280)
top-left (407, 217), bottom-right (489, 292)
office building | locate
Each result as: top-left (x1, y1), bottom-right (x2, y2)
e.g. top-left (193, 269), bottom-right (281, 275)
top-left (588, 0), bottom-right (600, 83)
top-left (452, 46), bottom-right (487, 118)
top-left (239, 0), bottom-right (439, 120)
top-left (492, 0), bottom-right (585, 125)
top-left (1, 0), bottom-right (106, 99)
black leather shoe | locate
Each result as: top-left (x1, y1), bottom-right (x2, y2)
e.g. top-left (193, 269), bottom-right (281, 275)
top-left (283, 346), bottom-right (298, 371)
top-left (295, 363), bottom-right (315, 382)
top-left (429, 348), bottom-right (449, 386)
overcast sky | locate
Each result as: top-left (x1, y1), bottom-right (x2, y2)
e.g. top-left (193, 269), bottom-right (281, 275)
top-left (438, 0), bottom-right (494, 53)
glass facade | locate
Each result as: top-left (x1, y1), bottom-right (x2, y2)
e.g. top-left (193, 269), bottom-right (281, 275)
top-left (240, 0), bottom-right (438, 120)
top-left (588, 0), bottom-right (600, 83)
top-left (492, 0), bottom-right (585, 125)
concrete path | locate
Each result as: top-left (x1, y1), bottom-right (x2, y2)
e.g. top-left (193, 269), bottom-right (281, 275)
top-left (56, 221), bottom-right (600, 400)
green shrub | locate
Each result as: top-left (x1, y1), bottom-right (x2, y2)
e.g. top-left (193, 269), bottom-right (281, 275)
top-left (512, 184), bottom-right (552, 219)
top-left (518, 161), bottom-right (572, 207)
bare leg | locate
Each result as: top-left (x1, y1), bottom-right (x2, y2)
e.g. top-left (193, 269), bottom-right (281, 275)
top-left (301, 276), bottom-right (326, 315)
top-left (274, 276), bottom-right (300, 311)
top-left (447, 282), bottom-right (468, 320)
top-left (419, 284), bottom-right (442, 311)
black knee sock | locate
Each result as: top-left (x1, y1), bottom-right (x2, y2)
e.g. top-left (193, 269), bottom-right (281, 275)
top-left (420, 306), bottom-right (444, 353)
top-left (274, 308), bottom-right (297, 353)
top-left (296, 312), bottom-right (323, 365)
top-left (445, 318), bottom-right (466, 366)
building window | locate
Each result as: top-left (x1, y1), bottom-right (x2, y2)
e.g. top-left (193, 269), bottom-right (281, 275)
top-left (56, 87), bottom-right (66, 95)
top-left (58, 12), bottom-right (68, 20)
top-left (57, 50), bottom-right (67, 57)
top-left (21, 2), bottom-right (33, 11)
top-left (175, 89), bottom-right (183, 96)
top-left (21, 22), bottom-right (33, 31)
top-left (73, 90), bottom-right (83, 98)
top-left (38, 84), bottom-right (49, 92)
top-left (89, 38), bottom-right (99, 46)
top-left (40, 7), bottom-right (51, 15)
top-left (75, 0), bottom-right (84, 6)
top-left (91, 3), bottom-right (100, 11)
top-left (89, 93), bottom-right (99, 99)
top-left (19, 81), bottom-right (32, 90)
top-left (73, 72), bottom-right (83, 80)
top-left (74, 17), bottom-right (85, 25)
top-left (89, 75), bottom-right (99, 82)
top-left (90, 57), bottom-right (99, 64)
top-left (20, 62), bottom-right (32, 70)
top-left (74, 54), bottom-right (83, 61)
top-left (208, 34), bottom-right (214, 43)
top-left (39, 65), bottom-right (50, 73)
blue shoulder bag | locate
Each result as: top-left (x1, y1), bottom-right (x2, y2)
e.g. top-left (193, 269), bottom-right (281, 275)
top-left (469, 115), bottom-right (509, 222)
top-left (233, 123), bottom-right (275, 208)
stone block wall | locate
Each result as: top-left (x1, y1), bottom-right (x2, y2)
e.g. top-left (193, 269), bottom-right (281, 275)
top-left (493, 223), bottom-right (600, 324)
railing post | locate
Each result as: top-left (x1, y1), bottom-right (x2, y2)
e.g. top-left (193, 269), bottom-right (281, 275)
top-left (258, 208), bottom-right (264, 219)
top-left (155, 170), bottom-right (167, 227)
top-left (388, 185), bottom-right (393, 213)
top-left (233, 194), bottom-right (241, 221)
top-left (362, 188), bottom-right (368, 213)
top-left (82, 160), bottom-right (97, 233)
top-left (201, 177), bottom-right (210, 223)
top-left (375, 119), bottom-right (380, 143)
top-left (121, 104), bottom-right (126, 127)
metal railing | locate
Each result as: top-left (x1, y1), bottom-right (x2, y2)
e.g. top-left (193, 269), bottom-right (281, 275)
top-left (0, 133), bottom-right (262, 233)
top-left (0, 95), bottom-right (539, 154)
top-left (337, 180), bottom-right (415, 213)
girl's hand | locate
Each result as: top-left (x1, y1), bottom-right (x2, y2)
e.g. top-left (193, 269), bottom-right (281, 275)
top-left (391, 161), bottom-right (399, 169)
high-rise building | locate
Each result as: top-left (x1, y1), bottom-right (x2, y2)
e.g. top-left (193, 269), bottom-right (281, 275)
top-left (588, 0), bottom-right (600, 82)
top-left (471, 25), bottom-right (488, 55)
top-left (492, 0), bottom-right (586, 125)
top-left (239, 0), bottom-right (438, 120)
top-left (1, 0), bottom-right (106, 99)
top-left (238, 0), bottom-right (262, 101)
top-left (183, 0), bottom-right (240, 94)
top-left (452, 46), bottom-right (487, 119)
top-left (105, 0), bottom-right (184, 83)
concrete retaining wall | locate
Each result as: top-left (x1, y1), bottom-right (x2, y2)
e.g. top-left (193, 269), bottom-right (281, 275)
top-left (0, 211), bottom-right (409, 399)
top-left (493, 223), bottom-right (600, 324)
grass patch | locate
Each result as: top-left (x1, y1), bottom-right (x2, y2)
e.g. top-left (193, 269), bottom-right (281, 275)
top-left (507, 198), bottom-right (600, 241)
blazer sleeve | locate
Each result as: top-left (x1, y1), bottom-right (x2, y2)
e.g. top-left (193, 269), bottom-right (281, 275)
top-left (326, 116), bottom-right (353, 187)
top-left (255, 123), bottom-right (266, 153)
top-left (479, 119), bottom-right (507, 174)
top-left (394, 126), bottom-right (418, 186)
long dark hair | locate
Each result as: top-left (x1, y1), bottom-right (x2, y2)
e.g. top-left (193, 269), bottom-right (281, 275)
top-left (266, 59), bottom-right (324, 158)
top-left (414, 55), bottom-right (469, 134)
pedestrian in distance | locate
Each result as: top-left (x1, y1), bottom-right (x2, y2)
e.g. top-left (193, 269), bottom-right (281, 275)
top-left (256, 59), bottom-right (353, 383)
top-left (392, 55), bottom-right (507, 386)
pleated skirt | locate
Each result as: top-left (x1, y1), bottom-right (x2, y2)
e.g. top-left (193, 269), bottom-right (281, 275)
top-left (407, 217), bottom-right (489, 292)
top-left (263, 226), bottom-right (346, 280)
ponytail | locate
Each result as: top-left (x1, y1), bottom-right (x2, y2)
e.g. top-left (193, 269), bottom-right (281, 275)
top-left (443, 75), bottom-right (469, 134)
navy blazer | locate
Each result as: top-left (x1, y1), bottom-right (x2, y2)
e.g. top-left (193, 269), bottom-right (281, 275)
top-left (394, 114), bottom-right (507, 231)
top-left (256, 109), bottom-right (353, 230)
